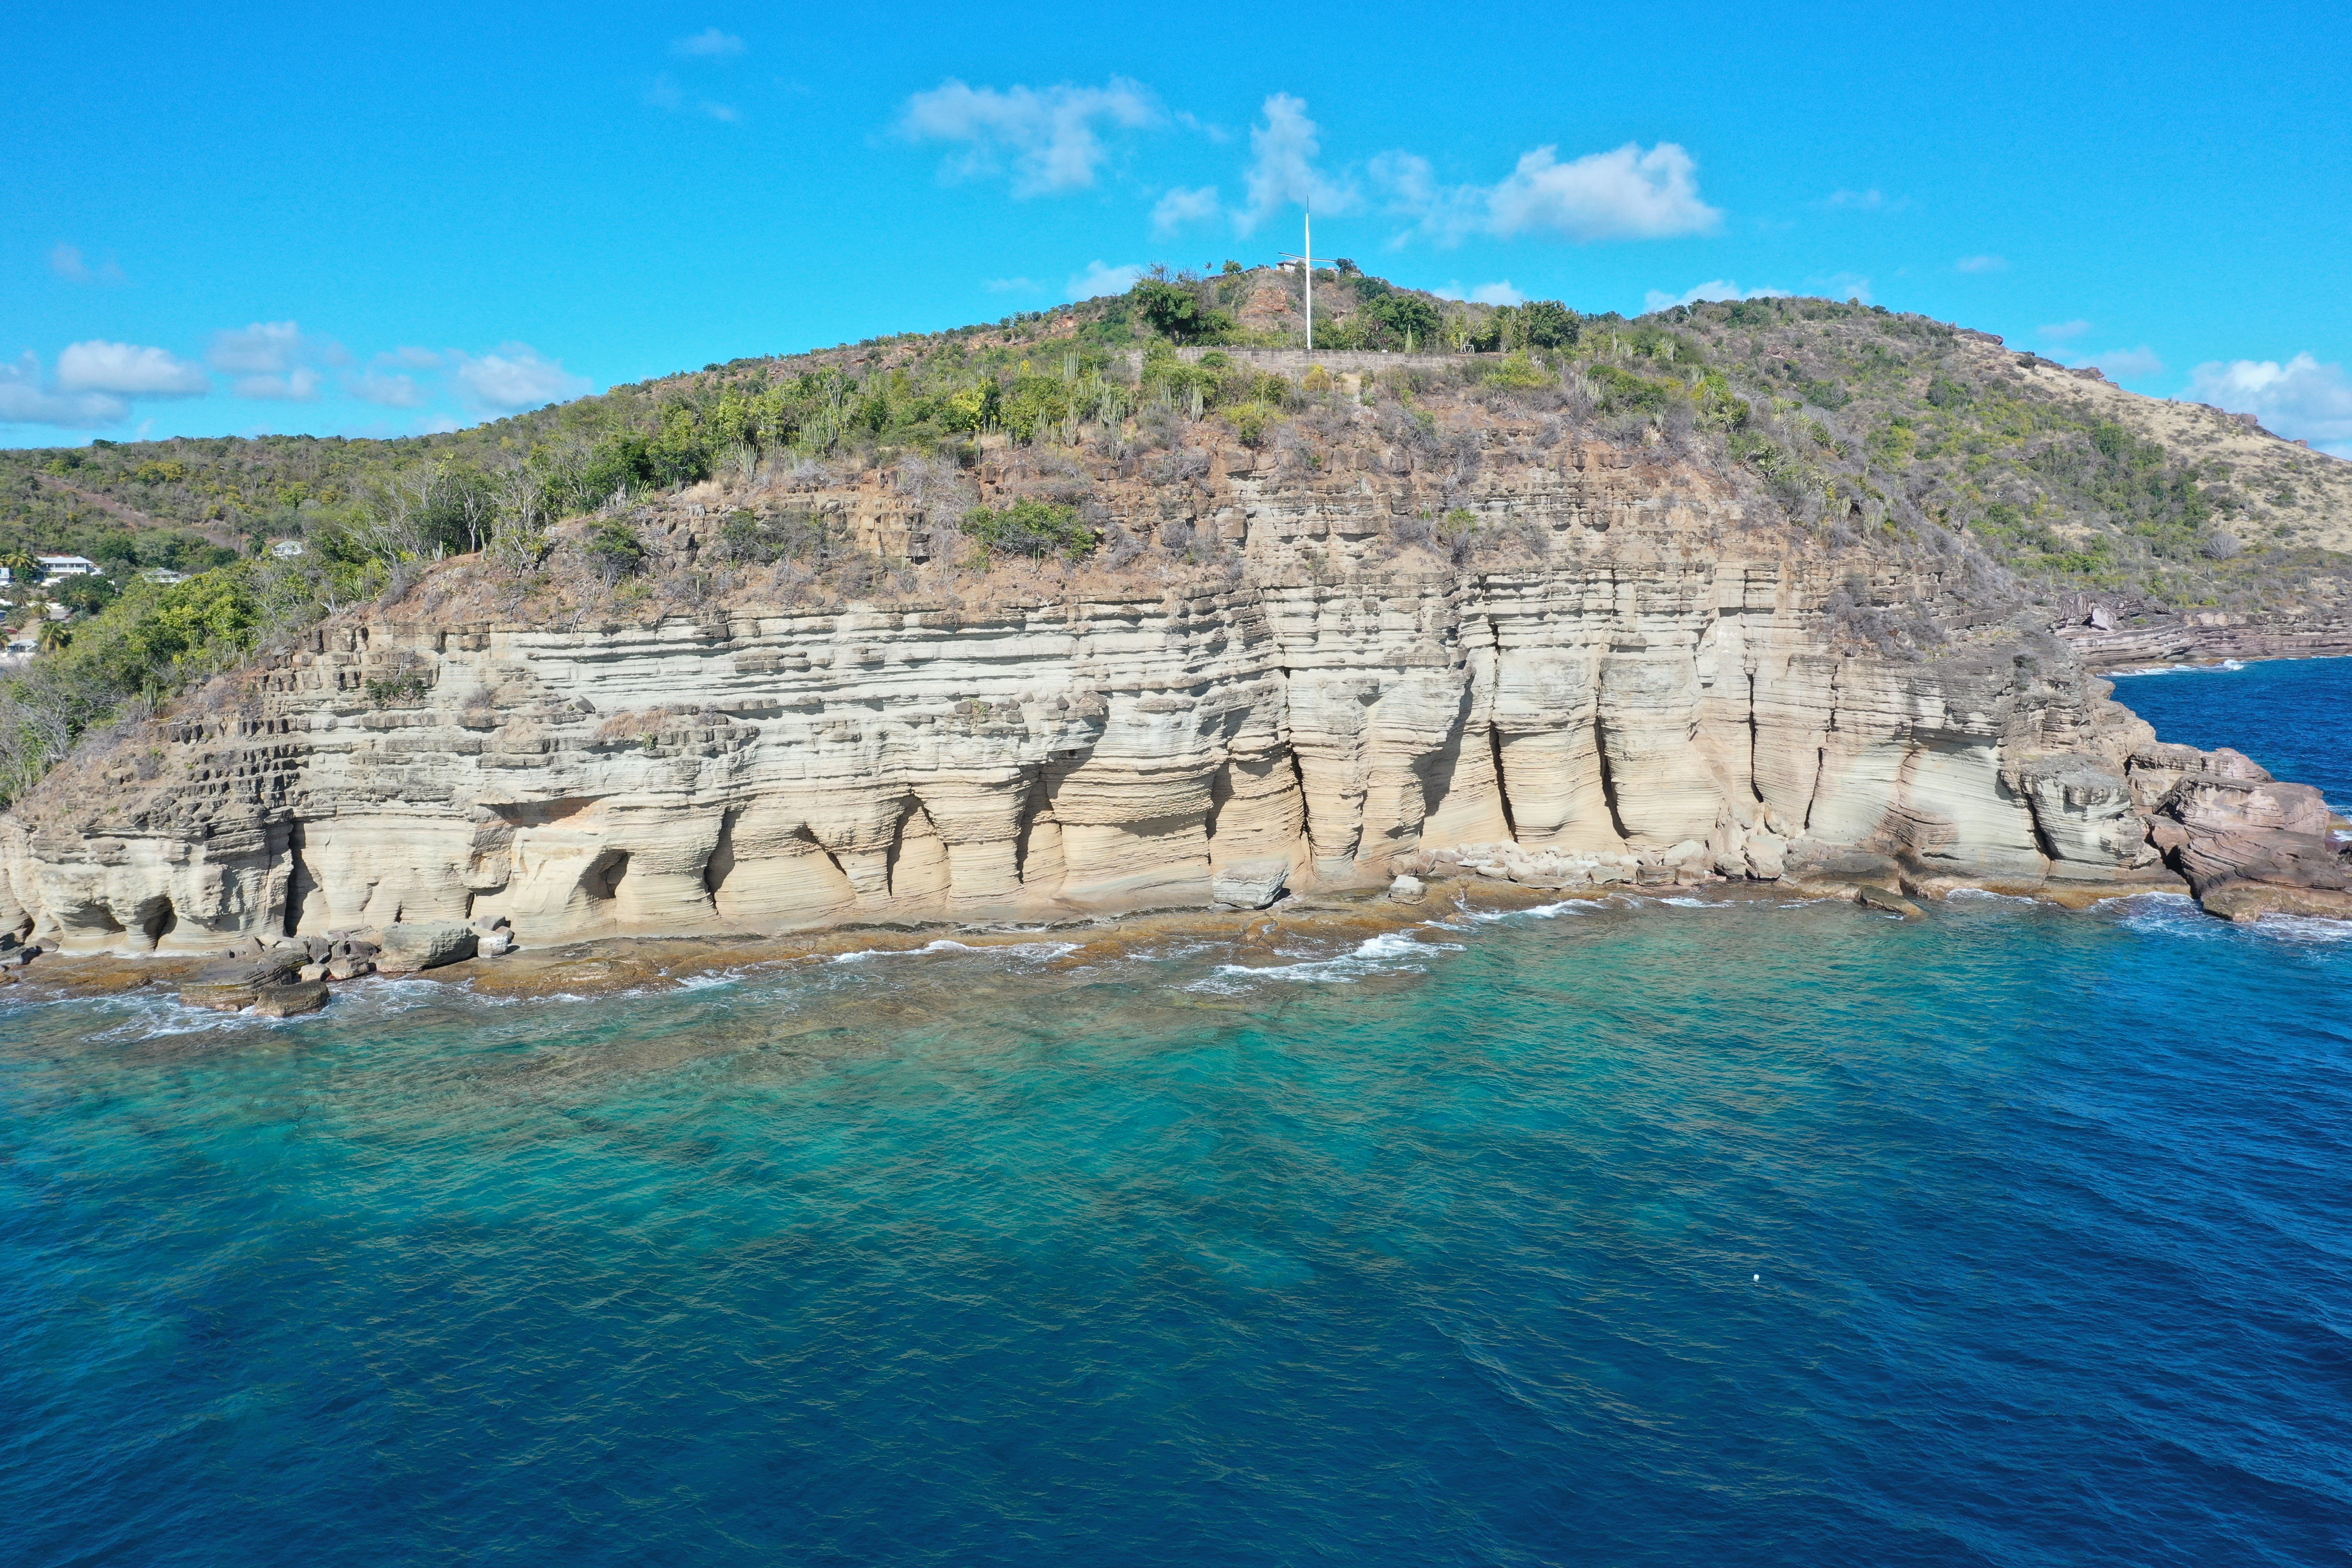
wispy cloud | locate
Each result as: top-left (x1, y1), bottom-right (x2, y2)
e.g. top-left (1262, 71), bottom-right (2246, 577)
top-left (1152, 184), bottom-right (1223, 237)
top-left (899, 77), bottom-right (1160, 196)
top-left (350, 370), bottom-right (428, 407)
top-left (1643, 279), bottom-right (1791, 312)
top-left (209, 321), bottom-right (345, 399)
top-left (646, 73), bottom-right (739, 122)
top-left (1825, 188), bottom-right (1893, 211)
top-left (49, 243), bottom-right (125, 285)
top-left (2187, 353), bottom-right (2352, 455)
top-left (1434, 280), bottom-right (1526, 306)
top-left (209, 320), bottom-right (306, 374)
top-left (380, 346), bottom-right (442, 368)
top-left (2081, 346), bottom-right (2162, 380)
top-left (1955, 254), bottom-right (2008, 273)
top-left (1816, 272), bottom-right (1874, 304)
top-left (1235, 94), bottom-right (1358, 236)
top-left (1380, 140), bottom-right (1721, 246)
top-left (451, 343), bottom-right (591, 413)
top-left (58, 340), bottom-right (210, 396)
top-left (983, 276), bottom-right (1040, 294)
top-left (234, 367), bottom-right (322, 401)
top-left (2039, 319), bottom-right (2092, 341)
top-left (1066, 260), bottom-right (1145, 300)
top-left (672, 26), bottom-right (744, 58)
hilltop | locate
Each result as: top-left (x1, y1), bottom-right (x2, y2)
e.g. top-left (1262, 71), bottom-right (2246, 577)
top-left (7, 265), bottom-right (2346, 590)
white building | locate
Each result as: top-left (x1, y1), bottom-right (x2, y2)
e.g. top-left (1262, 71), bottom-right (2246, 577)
top-left (143, 568), bottom-right (189, 585)
top-left (35, 554), bottom-right (101, 578)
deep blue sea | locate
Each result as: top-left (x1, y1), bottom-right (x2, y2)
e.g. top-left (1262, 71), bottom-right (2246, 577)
top-left (5, 659), bottom-right (2350, 1568)
top-left (2110, 655), bottom-right (2352, 812)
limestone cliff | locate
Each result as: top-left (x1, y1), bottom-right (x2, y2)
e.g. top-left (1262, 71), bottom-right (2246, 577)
top-left (1, 389), bottom-right (2340, 953)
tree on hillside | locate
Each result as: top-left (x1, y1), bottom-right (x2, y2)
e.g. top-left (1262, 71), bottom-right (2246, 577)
top-left (1360, 291), bottom-right (1442, 351)
top-left (1133, 280), bottom-right (1229, 345)
top-left (1520, 300), bottom-right (1580, 348)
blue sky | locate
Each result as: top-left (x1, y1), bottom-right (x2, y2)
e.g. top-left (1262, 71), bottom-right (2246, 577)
top-left (7, 0), bottom-right (2350, 453)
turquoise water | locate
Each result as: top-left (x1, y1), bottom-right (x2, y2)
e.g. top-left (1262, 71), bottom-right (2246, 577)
top-left (6, 662), bottom-right (2350, 1566)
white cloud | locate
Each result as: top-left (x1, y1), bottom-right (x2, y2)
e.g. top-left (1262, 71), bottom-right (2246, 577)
top-left (1434, 280), bottom-right (1527, 306)
top-left (1827, 188), bottom-right (1886, 210)
top-left (49, 243), bottom-right (123, 285)
top-left (350, 370), bottom-right (428, 407)
top-left (451, 343), bottom-right (591, 413)
top-left (413, 413), bottom-right (465, 435)
top-left (381, 346), bottom-right (442, 368)
top-left (1955, 254), bottom-right (2008, 273)
top-left (1390, 141), bottom-right (1721, 246)
top-left (56, 340), bottom-right (209, 396)
top-left (1367, 150), bottom-right (1436, 212)
top-left (983, 276), bottom-right (1039, 293)
top-left (209, 320), bottom-right (305, 374)
top-left (1643, 279), bottom-right (1790, 312)
top-left (0, 351), bottom-right (129, 426)
top-left (2079, 345), bottom-right (2163, 380)
top-left (234, 367), bottom-right (323, 401)
top-left (1067, 261), bottom-right (1145, 300)
top-left (1235, 94), bottom-right (1358, 236)
top-left (1152, 184), bottom-right (1222, 237)
top-left (2039, 319), bottom-right (2092, 341)
top-left (899, 77), bottom-right (1160, 197)
top-left (2185, 352), bottom-right (2352, 455)
top-left (645, 73), bottom-right (738, 122)
top-left (672, 27), bottom-right (744, 57)
top-left (1817, 272), bottom-right (1873, 303)
top-left (211, 322), bottom-right (345, 397)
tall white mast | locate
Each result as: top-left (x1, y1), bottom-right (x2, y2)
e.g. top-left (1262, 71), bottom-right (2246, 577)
top-left (1280, 210), bottom-right (1316, 354)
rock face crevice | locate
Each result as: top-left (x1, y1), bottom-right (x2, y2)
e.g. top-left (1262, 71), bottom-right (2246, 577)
top-left (1, 432), bottom-right (2339, 949)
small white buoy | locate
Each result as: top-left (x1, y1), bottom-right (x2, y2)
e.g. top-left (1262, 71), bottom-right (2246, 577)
top-left (1753, 1274), bottom-right (1759, 1282)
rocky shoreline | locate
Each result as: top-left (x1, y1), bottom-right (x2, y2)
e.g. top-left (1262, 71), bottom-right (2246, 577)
top-left (2060, 614), bottom-right (2352, 673)
top-left (0, 848), bottom-right (2286, 1013)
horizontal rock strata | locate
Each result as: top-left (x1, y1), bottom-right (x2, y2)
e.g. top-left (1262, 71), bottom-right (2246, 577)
top-left (0, 423), bottom-right (2337, 953)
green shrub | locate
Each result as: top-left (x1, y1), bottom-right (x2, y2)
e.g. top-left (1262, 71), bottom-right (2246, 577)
top-left (582, 519), bottom-right (646, 581)
top-left (1222, 401), bottom-right (1277, 447)
top-left (1587, 362), bottom-right (1673, 416)
top-left (1481, 352), bottom-right (1554, 391)
top-left (716, 510), bottom-right (835, 566)
top-left (961, 499), bottom-right (1096, 559)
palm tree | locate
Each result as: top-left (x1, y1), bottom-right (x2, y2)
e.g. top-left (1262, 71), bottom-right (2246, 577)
top-left (0, 551), bottom-right (35, 586)
top-left (36, 617), bottom-right (71, 654)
